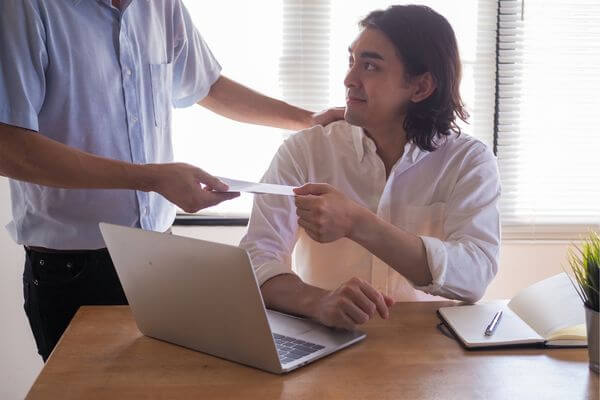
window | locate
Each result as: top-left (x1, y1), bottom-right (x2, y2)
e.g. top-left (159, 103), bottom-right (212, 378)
top-left (497, 0), bottom-right (600, 239)
top-left (175, 0), bottom-right (496, 217)
top-left (175, 1), bottom-right (599, 238)
top-left (173, 1), bottom-right (286, 217)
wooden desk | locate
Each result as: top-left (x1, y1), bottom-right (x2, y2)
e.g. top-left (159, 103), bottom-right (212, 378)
top-left (27, 303), bottom-right (598, 399)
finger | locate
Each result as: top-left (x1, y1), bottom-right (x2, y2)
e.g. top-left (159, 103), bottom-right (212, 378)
top-left (313, 107), bottom-right (345, 126)
top-left (295, 208), bottom-right (313, 220)
top-left (343, 286), bottom-right (378, 318)
top-left (340, 299), bottom-right (370, 325)
top-left (358, 281), bottom-right (390, 319)
top-left (294, 195), bottom-right (315, 211)
top-left (297, 218), bottom-right (319, 234)
top-left (336, 311), bottom-right (357, 331)
top-left (195, 170), bottom-right (228, 192)
top-left (293, 183), bottom-right (330, 196)
top-left (298, 219), bottom-right (321, 241)
top-left (383, 294), bottom-right (395, 308)
top-left (200, 191), bottom-right (240, 207)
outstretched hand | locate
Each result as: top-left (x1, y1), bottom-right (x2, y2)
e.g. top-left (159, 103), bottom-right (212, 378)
top-left (150, 163), bottom-right (240, 213)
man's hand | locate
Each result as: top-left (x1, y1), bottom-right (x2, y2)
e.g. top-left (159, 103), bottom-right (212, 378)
top-left (314, 277), bottom-right (394, 331)
top-left (148, 163), bottom-right (239, 213)
top-left (294, 183), bottom-right (364, 243)
top-left (311, 106), bottom-right (345, 127)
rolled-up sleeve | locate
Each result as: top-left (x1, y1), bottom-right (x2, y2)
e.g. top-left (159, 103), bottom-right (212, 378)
top-left (415, 147), bottom-right (501, 303)
top-left (239, 138), bottom-right (307, 287)
top-left (0, 0), bottom-right (47, 132)
top-left (170, 1), bottom-right (221, 108)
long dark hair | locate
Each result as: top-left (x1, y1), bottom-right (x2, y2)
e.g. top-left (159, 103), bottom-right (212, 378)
top-left (360, 5), bottom-right (469, 151)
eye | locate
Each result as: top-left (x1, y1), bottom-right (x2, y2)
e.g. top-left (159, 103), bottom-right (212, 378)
top-left (348, 56), bottom-right (354, 68)
top-left (364, 62), bottom-right (377, 71)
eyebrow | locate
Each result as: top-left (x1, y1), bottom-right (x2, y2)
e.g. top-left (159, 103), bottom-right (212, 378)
top-left (348, 46), bottom-right (384, 61)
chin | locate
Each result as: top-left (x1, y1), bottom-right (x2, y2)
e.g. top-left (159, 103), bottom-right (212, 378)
top-left (344, 109), bottom-right (366, 127)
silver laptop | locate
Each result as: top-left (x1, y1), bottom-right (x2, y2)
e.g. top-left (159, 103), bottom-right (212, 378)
top-left (99, 222), bottom-right (365, 374)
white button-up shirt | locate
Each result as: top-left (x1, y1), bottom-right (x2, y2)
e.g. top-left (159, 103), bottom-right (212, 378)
top-left (0, 0), bottom-right (221, 249)
top-left (240, 121), bottom-right (501, 302)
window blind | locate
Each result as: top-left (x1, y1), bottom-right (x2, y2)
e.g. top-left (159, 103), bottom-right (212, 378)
top-left (281, 0), bottom-right (332, 113)
top-left (497, 0), bottom-right (600, 239)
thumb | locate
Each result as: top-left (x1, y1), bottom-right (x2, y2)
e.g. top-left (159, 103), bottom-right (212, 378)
top-left (293, 183), bottom-right (330, 196)
top-left (196, 170), bottom-right (228, 192)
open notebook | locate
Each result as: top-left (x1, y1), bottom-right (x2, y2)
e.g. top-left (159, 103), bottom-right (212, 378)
top-left (438, 273), bottom-right (587, 348)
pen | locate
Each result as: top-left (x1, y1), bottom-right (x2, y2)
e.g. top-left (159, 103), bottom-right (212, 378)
top-left (484, 310), bottom-right (503, 336)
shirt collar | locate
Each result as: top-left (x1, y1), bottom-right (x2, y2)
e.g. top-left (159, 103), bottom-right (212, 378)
top-left (91, 0), bottom-right (135, 9)
top-left (351, 125), bottom-right (431, 164)
top-left (351, 125), bottom-right (367, 162)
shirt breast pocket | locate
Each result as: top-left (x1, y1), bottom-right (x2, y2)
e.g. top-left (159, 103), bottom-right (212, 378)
top-left (149, 62), bottom-right (173, 127)
top-left (391, 202), bottom-right (447, 238)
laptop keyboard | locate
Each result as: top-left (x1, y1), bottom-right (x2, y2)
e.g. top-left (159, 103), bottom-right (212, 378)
top-left (273, 333), bottom-right (325, 364)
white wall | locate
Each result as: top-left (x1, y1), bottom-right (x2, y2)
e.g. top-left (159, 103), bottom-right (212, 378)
top-left (0, 178), bottom-right (43, 400)
top-left (0, 191), bottom-right (573, 399)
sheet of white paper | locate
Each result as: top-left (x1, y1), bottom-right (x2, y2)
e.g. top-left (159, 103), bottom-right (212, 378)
top-left (217, 177), bottom-right (295, 196)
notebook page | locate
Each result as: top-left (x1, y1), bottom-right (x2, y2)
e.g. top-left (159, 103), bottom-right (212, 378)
top-left (439, 301), bottom-right (544, 347)
top-left (507, 273), bottom-right (585, 339)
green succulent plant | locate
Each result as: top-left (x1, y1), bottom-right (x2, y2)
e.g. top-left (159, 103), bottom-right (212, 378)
top-left (566, 231), bottom-right (600, 312)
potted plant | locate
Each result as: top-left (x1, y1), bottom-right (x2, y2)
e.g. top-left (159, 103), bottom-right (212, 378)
top-left (566, 231), bottom-right (599, 373)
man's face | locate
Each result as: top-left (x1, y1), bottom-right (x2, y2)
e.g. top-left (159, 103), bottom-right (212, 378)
top-left (344, 28), bottom-right (414, 130)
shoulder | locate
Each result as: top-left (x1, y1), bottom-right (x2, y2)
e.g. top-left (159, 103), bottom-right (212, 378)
top-left (436, 132), bottom-right (495, 166)
top-left (283, 120), bottom-right (355, 151)
top-left (2, 0), bottom-right (43, 19)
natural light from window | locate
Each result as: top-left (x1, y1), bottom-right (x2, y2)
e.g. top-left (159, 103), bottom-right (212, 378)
top-left (174, 1), bottom-right (494, 217)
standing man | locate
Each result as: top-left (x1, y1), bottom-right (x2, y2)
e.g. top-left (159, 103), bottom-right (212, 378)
top-left (0, 0), bottom-right (341, 361)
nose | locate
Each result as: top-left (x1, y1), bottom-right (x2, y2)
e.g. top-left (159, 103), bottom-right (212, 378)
top-left (344, 64), bottom-right (360, 90)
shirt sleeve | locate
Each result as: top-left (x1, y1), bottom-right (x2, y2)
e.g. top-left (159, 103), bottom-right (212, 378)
top-left (170, 1), bottom-right (221, 108)
top-left (239, 137), bottom-right (308, 287)
top-left (414, 144), bottom-right (501, 303)
top-left (0, 0), bottom-right (47, 132)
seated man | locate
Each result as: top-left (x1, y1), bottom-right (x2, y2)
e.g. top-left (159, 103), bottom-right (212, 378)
top-left (240, 5), bottom-right (500, 331)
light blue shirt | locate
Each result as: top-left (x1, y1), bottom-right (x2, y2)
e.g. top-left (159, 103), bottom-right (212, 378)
top-left (0, 0), bottom-right (221, 249)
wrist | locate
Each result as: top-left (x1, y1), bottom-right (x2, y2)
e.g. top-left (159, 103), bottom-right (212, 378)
top-left (302, 285), bottom-right (329, 321)
top-left (294, 108), bottom-right (314, 130)
top-left (134, 163), bottom-right (161, 193)
top-left (347, 205), bottom-right (374, 243)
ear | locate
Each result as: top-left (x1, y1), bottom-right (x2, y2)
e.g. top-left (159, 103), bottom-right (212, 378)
top-left (410, 72), bottom-right (436, 103)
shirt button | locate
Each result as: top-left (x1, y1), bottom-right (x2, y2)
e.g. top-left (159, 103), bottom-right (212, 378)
top-left (131, 116), bottom-right (138, 124)
top-left (125, 68), bottom-right (132, 76)
top-left (145, 206), bottom-right (150, 216)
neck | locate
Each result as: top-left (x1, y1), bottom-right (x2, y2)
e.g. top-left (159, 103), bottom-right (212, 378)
top-left (363, 122), bottom-right (408, 177)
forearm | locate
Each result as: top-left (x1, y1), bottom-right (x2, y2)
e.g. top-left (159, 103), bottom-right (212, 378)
top-left (198, 75), bottom-right (313, 131)
top-left (350, 208), bottom-right (433, 287)
top-left (0, 123), bottom-right (156, 191)
top-left (261, 273), bottom-right (328, 319)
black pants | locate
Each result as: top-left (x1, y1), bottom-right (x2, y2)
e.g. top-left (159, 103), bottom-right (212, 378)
top-left (22, 247), bottom-right (128, 362)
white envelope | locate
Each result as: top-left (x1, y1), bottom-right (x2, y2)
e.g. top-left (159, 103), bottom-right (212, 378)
top-left (217, 177), bottom-right (296, 196)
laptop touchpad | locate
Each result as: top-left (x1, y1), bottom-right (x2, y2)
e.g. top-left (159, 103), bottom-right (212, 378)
top-left (266, 309), bottom-right (316, 336)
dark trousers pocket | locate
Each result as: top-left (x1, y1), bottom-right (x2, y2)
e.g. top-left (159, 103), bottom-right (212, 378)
top-left (22, 248), bottom-right (127, 362)
top-left (23, 280), bottom-right (51, 362)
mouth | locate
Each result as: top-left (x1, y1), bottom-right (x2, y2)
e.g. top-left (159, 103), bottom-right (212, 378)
top-left (346, 96), bottom-right (367, 105)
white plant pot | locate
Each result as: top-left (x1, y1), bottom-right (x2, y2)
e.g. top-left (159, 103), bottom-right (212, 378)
top-left (585, 305), bottom-right (599, 374)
